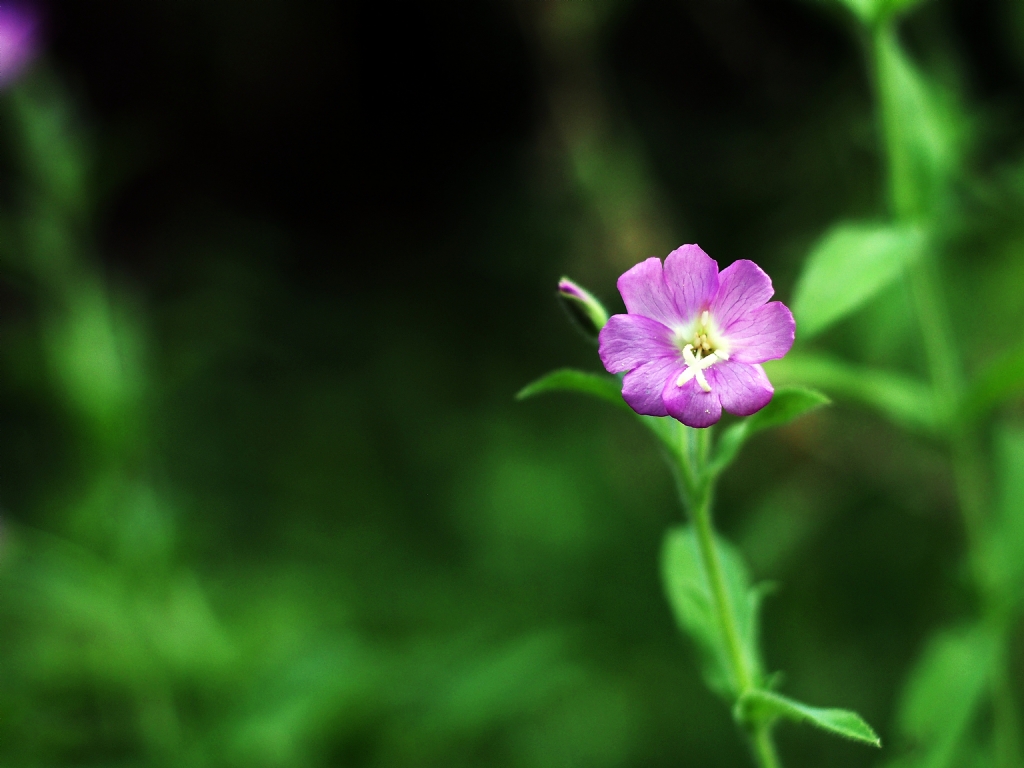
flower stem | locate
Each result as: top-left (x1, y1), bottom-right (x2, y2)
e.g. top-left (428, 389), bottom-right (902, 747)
top-left (752, 723), bottom-right (782, 768)
top-left (680, 426), bottom-right (781, 768)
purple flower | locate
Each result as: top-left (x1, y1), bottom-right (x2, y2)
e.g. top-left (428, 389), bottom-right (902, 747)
top-left (0, 4), bottom-right (39, 89)
top-left (598, 244), bottom-right (795, 428)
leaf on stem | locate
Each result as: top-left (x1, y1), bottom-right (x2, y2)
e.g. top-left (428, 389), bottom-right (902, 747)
top-left (736, 689), bottom-right (881, 747)
top-left (709, 386), bottom-right (830, 475)
top-left (517, 368), bottom-right (682, 457)
top-left (516, 369), bottom-right (631, 412)
top-left (883, 626), bottom-right (996, 768)
top-left (763, 353), bottom-right (939, 434)
top-left (792, 221), bottom-right (926, 340)
top-left (661, 526), bottom-right (763, 698)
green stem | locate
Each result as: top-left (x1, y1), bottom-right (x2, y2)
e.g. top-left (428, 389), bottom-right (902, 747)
top-left (870, 21), bottom-right (1020, 766)
top-left (691, 483), bottom-right (753, 693)
top-left (680, 426), bottom-right (780, 767)
top-left (752, 723), bottom-right (782, 768)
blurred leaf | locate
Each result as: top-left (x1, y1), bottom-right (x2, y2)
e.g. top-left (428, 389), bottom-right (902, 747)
top-left (710, 386), bottom-right (830, 475)
top-left (517, 368), bottom-right (630, 412)
top-left (661, 526), bottom-right (763, 698)
top-left (886, 626), bottom-right (996, 768)
top-left (736, 689), bottom-right (880, 747)
top-left (517, 369), bottom-right (682, 457)
top-left (965, 343), bottom-right (1024, 422)
top-left (764, 352), bottom-right (939, 434)
top-left (793, 221), bottom-right (926, 339)
top-left (874, 24), bottom-right (961, 220)
top-left (825, 0), bottom-right (932, 36)
top-left (981, 427), bottom-right (1024, 607)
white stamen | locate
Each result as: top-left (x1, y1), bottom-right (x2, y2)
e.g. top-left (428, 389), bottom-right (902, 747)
top-left (677, 346), bottom-right (720, 391)
top-left (700, 310), bottom-right (709, 327)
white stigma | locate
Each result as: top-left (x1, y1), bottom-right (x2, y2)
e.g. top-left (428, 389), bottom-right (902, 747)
top-left (676, 344), bottom-right (719, 393)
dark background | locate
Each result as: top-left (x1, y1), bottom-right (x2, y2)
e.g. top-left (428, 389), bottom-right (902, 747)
top-left (0, 0), bottom-right (1021, 765)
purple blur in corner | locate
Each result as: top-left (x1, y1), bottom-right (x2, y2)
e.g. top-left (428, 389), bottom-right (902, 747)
top-left (0, 3), bottom-right (38, 88)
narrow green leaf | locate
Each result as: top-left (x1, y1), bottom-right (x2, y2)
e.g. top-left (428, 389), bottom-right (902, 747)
top-left (763, 353), bottom-right (939, 434)
top-left (710, 386), bottom-right (830, 475)
top-left (884, 626), bottom-right (996, 768)
top-left (516, 369), bottom-right (630, 413)
top-left (879, 0), bottom-right (931, 20)
top-left (661, 526), bottom-right (763, 698)
top-left (737, 689), bottom-right (881, 747)
top-left (964, 343), bottom-right (1024, 422)
top-left (792, 221), bottom-right (926, 339)
top-left (875, 25), bottom-right (962, 220)
top-left (828, 0), bottom-right (880, 25)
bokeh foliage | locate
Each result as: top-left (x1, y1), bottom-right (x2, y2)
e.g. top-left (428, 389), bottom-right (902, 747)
top-left (0, 0), bottom-right (1023, 766)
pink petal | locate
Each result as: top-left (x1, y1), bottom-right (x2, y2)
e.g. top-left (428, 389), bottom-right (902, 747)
top-left (711, 260), bottom-right (775, 328)
top-left (707, 361), bottom-right (773, 416)
top-left (721, 302), bottom-right (795, 363)
top-left (661, 374), bottom-right (722, 428)
top-left (598, 314), bottom-right (677, 374)
top-left (616, 257), bottom-right (684, 327)
top-left (621, 357), bottom-right (682, 417)
top-left (663, 244), bottom-right (719, 323)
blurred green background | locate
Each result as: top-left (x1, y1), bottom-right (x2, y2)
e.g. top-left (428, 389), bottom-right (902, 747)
top-left (0, 0), bottom-right (1023, 765)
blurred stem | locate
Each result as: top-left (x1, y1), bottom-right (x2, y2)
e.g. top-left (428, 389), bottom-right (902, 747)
top-left (752, 723), bottom-right (782, 768)
top-left (682, 426), bottom-right (782, 768)
top-left (870, 22), bottom-right (1020, 766)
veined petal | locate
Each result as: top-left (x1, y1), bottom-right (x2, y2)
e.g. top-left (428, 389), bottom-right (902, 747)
top-left (662, 373), bottom-right (722, 428)
top-left (721, 302), bottom-right (795, 363)
top-left (621, 358), bottom-right (682, 416)
top-left (617, 257), bottom-right (684, 327)
top-left (707, 361), bottom-right (774, 416)
top-left (711, 259), bottom-right (774, 328)
top-left (664, 244), bottom-right (719, 323)
top-left (598, 314), bottom-right (677, 374)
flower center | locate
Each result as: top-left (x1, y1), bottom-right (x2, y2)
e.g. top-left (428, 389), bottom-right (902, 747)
top-left (675, 311), bottom-right (729, 393)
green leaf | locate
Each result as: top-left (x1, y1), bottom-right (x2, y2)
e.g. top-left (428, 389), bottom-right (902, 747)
top-left (709, 386), bottom-right (830, 475)
top-left (792, 221), bottom-right (926, 339)
top-left (884, 626), bottom-right (996, 768)
top-left (736, 689), bottom-right (881, 747)
top-left (516, 369), bottom-right (630, 413)
top-left (763, 353), bottom-right (939, 434)
top-left (874, 25), bottom-right (962, 220)
top-left (661, 526), bottom-right (763, 698)
top-left (964, 343), bottom-right (1024, 422)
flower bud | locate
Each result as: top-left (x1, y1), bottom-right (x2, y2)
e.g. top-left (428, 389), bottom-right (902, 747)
top-left (557, 277), bottom-right (608, 340)
top-left (0, 4), bottom-right (39, 90)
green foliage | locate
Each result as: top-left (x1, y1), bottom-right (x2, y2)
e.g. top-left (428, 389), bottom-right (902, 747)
top-left (965, 344), bottom-right (1024, 423)
top-left (735, 689), bottom-right (880, 747)
top-left (764, 353), bottom-right (939, 433)
top-left (829, 0), bottom-right (931, 26)
top-left (710, 386), bottom-right (830, 475)
top-left (660, 526), bottom-right (764, 698)
top-left (873, 24), bottom-right (962, 221)
top-left (981, 427), bottom-right (1024, 608)
top-left (792, 222), bottom-right (926, 339)
top-left (516, 368), bottom-right (630, 412)
top-left (884, 627), bottom-right (997, 768)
